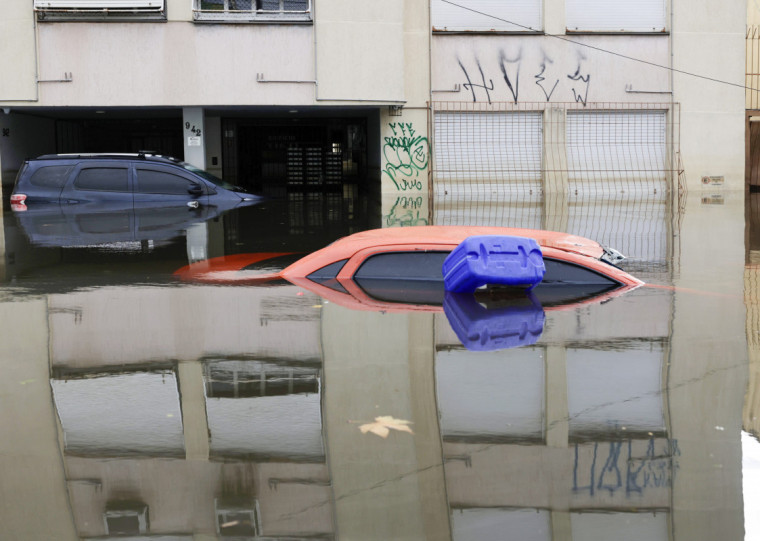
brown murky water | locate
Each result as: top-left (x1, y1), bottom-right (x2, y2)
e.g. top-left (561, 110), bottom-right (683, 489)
top-left (0, 190), bottom-right (756, 540)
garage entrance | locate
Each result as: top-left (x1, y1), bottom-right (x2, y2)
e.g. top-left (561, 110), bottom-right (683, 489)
top-left (221, 118), bottom-right (368, 197)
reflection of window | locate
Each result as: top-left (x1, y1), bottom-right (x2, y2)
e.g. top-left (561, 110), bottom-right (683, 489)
top-left (74, 168), bottom-right (129, 192)
top-left (104, 502), bottom-right (149, 535)
top-left (136, 169), bottom-right (201, 195)
top-left (193, 0), bottom-right (311, 21)
top-left (205, 361), bottom-right (320, 398)
top-left (216, 499), bottom-right (259, 537)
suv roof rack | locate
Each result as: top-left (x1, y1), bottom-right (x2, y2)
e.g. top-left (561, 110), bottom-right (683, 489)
top-left (34, 152), bottom-right (179, 162)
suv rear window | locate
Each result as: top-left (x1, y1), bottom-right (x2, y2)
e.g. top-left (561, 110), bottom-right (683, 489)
top-left (29, 165), bottom-right (72, 189)
top-left (74, 168), bottom-right (129, 192)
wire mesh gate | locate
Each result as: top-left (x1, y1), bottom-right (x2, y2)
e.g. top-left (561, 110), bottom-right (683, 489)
top-left (429, 101), bottom-right (683, 272)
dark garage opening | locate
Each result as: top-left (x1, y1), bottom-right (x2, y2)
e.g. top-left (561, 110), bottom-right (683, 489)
top-left (56, 117), bottom-right (184, 158)
top-left (222, 118), bottom-right (368, 198)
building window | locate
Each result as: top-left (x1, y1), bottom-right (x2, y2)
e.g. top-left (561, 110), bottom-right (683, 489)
top-left (431, 0), bottom-right (542, 33)
top-left (566, 0), bottom-right (666, 33)
top-left (193, 0), bottom-right (312, 23)
top-left (34, 0), bottom-right (165, 21)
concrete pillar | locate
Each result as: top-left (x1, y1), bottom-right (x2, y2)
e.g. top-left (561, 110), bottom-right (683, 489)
top-left (544, 0), bottom-right (566, 35)
top-left (321, 304), bottom-right (450, 541)
top-left (183, 107), bottom-right (206, 170)
top-left (177, 360), bottom-right (210, 461)
top-left (542, 107), bottom-right (570, 232)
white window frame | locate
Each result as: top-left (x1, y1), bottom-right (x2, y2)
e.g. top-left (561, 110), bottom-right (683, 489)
top-left (34, 0), bottom-right (165, 20)
top-left (431, 0), bottom-right (543, 33)
top-left (193, 0), bottom-right (312, 23)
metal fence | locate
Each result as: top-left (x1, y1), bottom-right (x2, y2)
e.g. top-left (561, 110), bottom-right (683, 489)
top-left (748, 26), bottom-right (760, 110)
top-left (429, 101), bottom-right (684, 272)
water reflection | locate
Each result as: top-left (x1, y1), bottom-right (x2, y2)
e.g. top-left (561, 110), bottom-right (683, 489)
top-left (14, 201), bottom-right (237, 248)
top-left (0, 189), bottom-right (752, 540)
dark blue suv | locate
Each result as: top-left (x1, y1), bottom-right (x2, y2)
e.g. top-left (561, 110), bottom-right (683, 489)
top-left (10, 152), bottom-right (261, 211)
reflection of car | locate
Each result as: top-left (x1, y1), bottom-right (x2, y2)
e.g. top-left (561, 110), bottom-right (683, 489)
top-left (10, 152), bottom-right (261, 211)
top-left (13, 201), bottom-right (235, 248)
top-left (175, 226), bottom-right (644, 351)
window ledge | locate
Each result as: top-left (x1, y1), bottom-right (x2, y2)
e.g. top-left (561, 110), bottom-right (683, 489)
top-left (36, 9), bottom-right (166, 21)
top-left (193, 10), bottom-right (311, 23)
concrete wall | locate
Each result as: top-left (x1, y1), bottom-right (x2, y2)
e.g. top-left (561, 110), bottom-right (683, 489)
top-left (0, 1), bottom-right (36, 101)
top-left (673, 0), bottom-right (746, 189)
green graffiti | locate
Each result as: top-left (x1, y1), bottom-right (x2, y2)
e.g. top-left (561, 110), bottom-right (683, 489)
top-left (383, 122), bottom-right (429, 192)
top-left (384, 196), bottom-right (429, 227)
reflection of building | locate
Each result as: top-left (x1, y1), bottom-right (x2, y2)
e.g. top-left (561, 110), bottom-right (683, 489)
top-left (45, 283), bottom-right (334, 539)
top-left (435, 284), bottom-right (675, 539)
top-left (745, 192), bottom-right (760, 438)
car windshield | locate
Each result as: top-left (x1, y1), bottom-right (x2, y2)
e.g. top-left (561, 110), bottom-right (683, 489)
top-left (177, 161), bottom-right (241, 191)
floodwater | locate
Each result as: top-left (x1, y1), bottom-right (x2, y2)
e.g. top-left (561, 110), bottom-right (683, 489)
top-left (0, 188), bottom-right (758, 540)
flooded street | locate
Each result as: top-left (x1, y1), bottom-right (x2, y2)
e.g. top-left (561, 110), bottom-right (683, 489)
top-left (0, 189), bottom-right (757, 540)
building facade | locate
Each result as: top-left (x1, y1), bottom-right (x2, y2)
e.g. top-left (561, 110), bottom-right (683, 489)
top-left (0, 0), bottom-right (746, 225)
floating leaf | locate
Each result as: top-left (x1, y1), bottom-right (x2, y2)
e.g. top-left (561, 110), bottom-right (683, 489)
top-left (359, 416), bottom-right (413, 438)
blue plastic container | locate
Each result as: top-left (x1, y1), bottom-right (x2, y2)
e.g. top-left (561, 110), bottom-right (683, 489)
top-left (442, 235), bottom-right (545, 293)
top-left (443, 291), bottom-right (545, 351)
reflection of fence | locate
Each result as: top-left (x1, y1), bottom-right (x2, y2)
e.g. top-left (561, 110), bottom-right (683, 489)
top-left (430, 101), bottom-right (683, 273)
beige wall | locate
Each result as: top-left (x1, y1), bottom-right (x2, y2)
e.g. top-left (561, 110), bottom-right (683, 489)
top-left (674, 0), bottom-right (745, 189)
top-left (0, 1), bottom-right (36, 101)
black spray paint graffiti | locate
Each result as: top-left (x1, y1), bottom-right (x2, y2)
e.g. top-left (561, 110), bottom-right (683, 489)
top-left (573, 437), bottom-right (680, 497)
top-left (458, 49), bottom-right (592, 106)
top-left (459, 59), bottom-right (494, 105)
top-left (535, 53), bottom-right (559, 102)
top-left (499, 49), bottom-right (521, 104)
top-left (383, 122), bottom-right (429, 192)
top-left (384, 196), bottom-right (429, 227)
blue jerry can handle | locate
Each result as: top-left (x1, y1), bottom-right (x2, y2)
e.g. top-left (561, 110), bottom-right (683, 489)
top-left (442, 235), bottom-right (546, 293)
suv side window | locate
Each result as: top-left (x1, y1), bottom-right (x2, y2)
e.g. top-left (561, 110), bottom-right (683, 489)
top-left (135, 168), bottom-right (204, 195)
top-left (29, 165), bottom-right (72, 189)
top-left (74, 167), bottom-right (129, 192)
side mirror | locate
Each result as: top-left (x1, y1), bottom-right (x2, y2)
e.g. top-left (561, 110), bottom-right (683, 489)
top-left (188, 183), bottom-right (203, 196)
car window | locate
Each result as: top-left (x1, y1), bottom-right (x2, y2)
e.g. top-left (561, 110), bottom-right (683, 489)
top-left (136, 169), bottom-right (203, 195)
top-left (29, 165), bottom-right (72, 189)
top-left (542, 258), bottom-right (620, 285)
top-left (354, 251), bottom-right (449, 281)
top-left (74, 167), bottom-right (129, 192)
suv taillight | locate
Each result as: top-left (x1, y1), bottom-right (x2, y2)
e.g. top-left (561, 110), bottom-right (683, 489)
top-left (10, 193), bottom-right (27, 211)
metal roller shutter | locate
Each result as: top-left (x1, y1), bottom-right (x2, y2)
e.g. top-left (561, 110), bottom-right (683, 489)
top-left (566, 110), bottom-right (667, 182)
top-left (432, 0), bottom-right (542, 32)
top-left (566, 0), bottom-right (666, 32)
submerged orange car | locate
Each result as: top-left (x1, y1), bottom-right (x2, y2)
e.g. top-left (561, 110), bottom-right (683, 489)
top-left (176, 226), bottom-right (642, 300)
